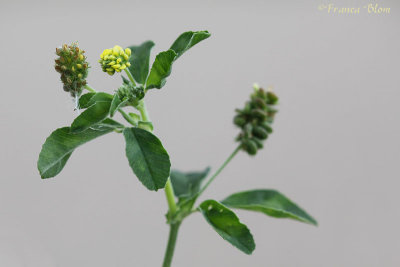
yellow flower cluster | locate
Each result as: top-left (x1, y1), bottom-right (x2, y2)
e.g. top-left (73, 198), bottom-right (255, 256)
top-left (99, 45), bottom-right (132, 75)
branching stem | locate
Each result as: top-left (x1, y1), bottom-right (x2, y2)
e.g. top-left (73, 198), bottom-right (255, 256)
top-left (197, 145), bottom-right (241, 197)
top-left (124, 68), bottom-right (136, 86)
top-left (84, 84), bottom-right (96, 92)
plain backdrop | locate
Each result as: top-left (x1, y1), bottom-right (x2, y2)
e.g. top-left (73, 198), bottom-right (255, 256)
top-left (1, 0), bottom-right (399, 266)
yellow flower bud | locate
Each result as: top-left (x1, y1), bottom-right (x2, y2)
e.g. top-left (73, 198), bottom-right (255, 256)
top-left (113, 46), bottom-right (122, 56)
top-left (99, 45), bottom-right (132, 76)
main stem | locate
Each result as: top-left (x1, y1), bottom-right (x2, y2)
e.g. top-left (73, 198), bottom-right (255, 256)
top-left (162, 222), bottom-right (181, 267)
top-left (139, 100), bottom-right (178, 265)
top-left (123, 69), bottom-right (240, 266)
top-left (128, 71), bottom-right (178, 265)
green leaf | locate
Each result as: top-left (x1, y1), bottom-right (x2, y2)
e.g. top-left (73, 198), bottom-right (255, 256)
top-left (109, 94), bottom-right (128, 117)
top-left (90, 118), bottom-right (124, 131)
top-left (128, 41), bottom-right (155, 84)
top-left (38, 126), bottom-right (116, 178)
top-left (79, 92), bottom-right (113, 109)
top-left (221, 190), bottom-right (317, 226)
top-left (170, 30), bottom-right (211, 58)
top-left (170, 167), bottom-right (210, 198)
top-left (71, 100), bottom-right (112, 133)
top-left (123, 127), bottom-right (171, 191)
top-left (145, 49), bottom-right (177, 90)
top-left (78, 92), bottom-right (96, 108)
top-left (199, 200), bottom-right (255, 254)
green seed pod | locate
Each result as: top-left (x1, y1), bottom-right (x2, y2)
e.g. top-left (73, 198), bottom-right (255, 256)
top-left (256, 88), bottom-right (267, 99)
top-left (234, 115), bottom-right (247, 127)
top-left (253, 97), bottom-right (267, 109)
top-left (260, 122), bottom-right (273, 133)
top-left (252, 137), bottom-right (264, 149)
top-left (234, 84), bottom-right (278, 156)
top-left (251, 109), bottom-right (267, 120)
top-left (243, 102), bottom-right (252, 113)
top-left (242, 139), bottom-right (257, 155)
top-left (266, 105), bottom-right (278, 113)
top-left (244, 123), bottom-right (253, 135)
top-left (266, 91), bottom-right (279, 105)
top-left (252, 126), bottom-right (268, 140)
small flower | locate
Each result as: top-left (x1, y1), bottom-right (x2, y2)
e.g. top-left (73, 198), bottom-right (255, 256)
top-left (234, 84), bottom-right (278, 155)
top-left (99, 45), bottom-right (131, 75)
top-left (54, 42), bottom-right (89, 97)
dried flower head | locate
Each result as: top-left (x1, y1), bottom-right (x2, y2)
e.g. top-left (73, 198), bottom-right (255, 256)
top-left (54, 43), bottom-right (89, 97)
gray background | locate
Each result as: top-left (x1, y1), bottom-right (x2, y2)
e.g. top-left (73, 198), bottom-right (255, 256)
top-left (1, 0), bottom-right (399, 266)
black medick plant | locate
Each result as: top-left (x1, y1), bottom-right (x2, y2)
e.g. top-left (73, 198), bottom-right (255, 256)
top-left (38, 31), bottom-right (317, 267)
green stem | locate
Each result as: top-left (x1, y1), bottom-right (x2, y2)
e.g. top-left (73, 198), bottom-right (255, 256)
top-left (197, 145), bottom-right (241, 197)
top-left (138, 98), bottom-right (179, 265)
top-left (84, 84), bottom-right (96, 92)
top-left (124, 68), bottom-right (136, 86)
top-left (137, 100), bottom-right (151, 122)
top-left (138, 101), bottom-right (176, 213)
top-left (162, 222), bottom-right (181, 267)
top-left (118, 109), bottom-right (137, 126)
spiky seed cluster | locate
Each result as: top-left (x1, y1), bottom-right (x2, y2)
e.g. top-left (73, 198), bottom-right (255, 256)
top-left (234, 85), bottom-right (279, 155)
top-left (54, 43), bottom-right (89, 97)
top-left (117, 82), bottom-right (145, 107)
top-left (99, 45), bottom-right (131, 75)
